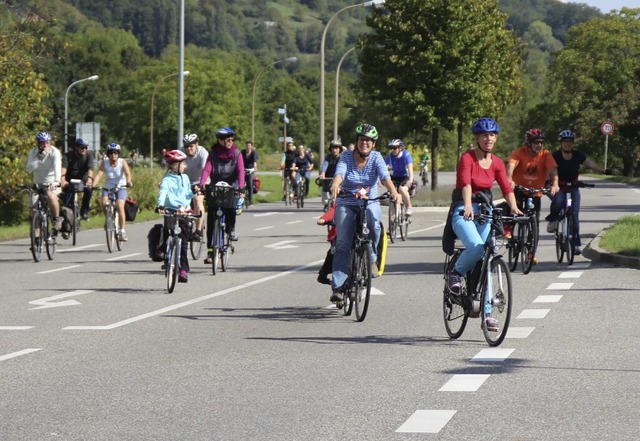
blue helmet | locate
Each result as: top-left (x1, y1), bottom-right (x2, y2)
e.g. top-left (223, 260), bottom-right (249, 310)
top-left (106, 142), bottom-right (121, 152)
top-left (471, 117), bottom-right (500, 135)
top-left (75, 138), bottom-right (89, 147)
top-left (36, 131), bottom-right (52, 142)
top-left (558, 130), bottom-right (575, 141)
top-left (215, 127), bottom-right (235, 138)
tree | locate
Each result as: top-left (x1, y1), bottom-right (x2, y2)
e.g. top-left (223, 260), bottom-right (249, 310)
top-left (358, 0), bottom-right (523, 188)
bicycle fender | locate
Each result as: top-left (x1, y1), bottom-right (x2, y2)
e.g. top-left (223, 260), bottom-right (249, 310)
top-left (377, 221), bottom-right (388, 276)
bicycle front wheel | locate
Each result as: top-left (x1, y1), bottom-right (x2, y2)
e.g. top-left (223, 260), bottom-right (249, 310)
top-left (45, 216), bottom-right (56, 260)
top-left (566, 211), bottom-right (575, 265)
top-left (221, 234), bottom-right (230, 272)
top-left (399, 204), bottom-right (409, 241)
top-left (354, 242), bottom-right (373, 322)
top-left (442, 253), bottom-right (468, 338)
top-left (507, 222), bottom-right (520, 272)
top-left (521, 216), bottom-right (537, 274)
top-left (388, 203), bottom-right (397, 244)
top-left (481, 257), bottom-right (512, 347)
top-left (72, 200), bottom-right (79, 246)
top-left (105, 207), bottom-right (115, 253)
top-left (284, 179), bottom-right (291, 206)
top-left (30, 212), bottom-right (43, 262)
top-left (211, 219), bottom-right (221, 275)
top-left (167, 238), bottom-right (180, 293)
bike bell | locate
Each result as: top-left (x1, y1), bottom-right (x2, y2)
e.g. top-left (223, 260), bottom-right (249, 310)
top-left (526, 197), bottom-right (534, 210)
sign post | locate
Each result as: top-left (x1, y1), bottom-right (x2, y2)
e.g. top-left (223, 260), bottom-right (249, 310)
top-left (600, 120), bottom-right (614, 170)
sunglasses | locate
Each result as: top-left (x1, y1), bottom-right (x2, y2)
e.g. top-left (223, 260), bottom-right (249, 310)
top-left (532, 140), bottom-right (544, 145)
top-left (108, 151), bottom-right (119, 155)
top-left (77, 146), bottom-right (88, 150)
top-left (391, 146), bottom-right (400, 150)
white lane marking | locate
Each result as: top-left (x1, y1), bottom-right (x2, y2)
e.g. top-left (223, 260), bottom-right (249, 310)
top-left (0, 348), bottom-right (42, 361)
top-left (29, 290), bottom-right (94, 310)
top-left (506, 327), bottom-right (535, 338)
top-left (264, 240), bottom-right (298, 250)
top-left (439, 374), bottom-right (490, 392)
top-left (64, 260), bottom-right (325, 330)
top-left (37, 265), bottom-right (82, 274)
top-left (517, 309), bottom-right (550, 319)
top-left (547, 282), bottom-right (573, 290)
top-left (371, 287), bottom-right (385, 295)
top-left (396, 410), bottom-right (457, 433)
top-left (534, 295), bottom-right (563, 303)
top-left (286, 220), bottom-right (303, 225)
top-left (57, 244), bottom-right (102, 252)
top-left (569, 262), bottom-right (591, 269)
top-left (472, 348), bottom-right (514, 362)
top-left (106, 253), bottom-right (141, 261)
top-left (408, 221), bottom-right (446, 235)
top-left (253, 212), bottom-right (279, 217)
top-left (254, 226), bottom-right (274, 231)
top-left (559, 271), bottom-right (583, 278)
top-left (0, 326), bottom-right (34, 330)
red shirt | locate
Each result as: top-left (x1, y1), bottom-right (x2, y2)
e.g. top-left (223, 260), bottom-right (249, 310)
top-left (456, 150), bottom-right (513, 197)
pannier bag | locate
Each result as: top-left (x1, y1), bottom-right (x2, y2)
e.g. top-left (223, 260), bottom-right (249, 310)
top-left (252, 177), bottom-right (261, 194)
top-left (147, 223), bottom-right (166, 262)
top-left (125, 198), bottom-right (139, 221)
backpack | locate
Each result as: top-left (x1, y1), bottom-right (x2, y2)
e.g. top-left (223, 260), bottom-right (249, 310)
top-left (147, 224), bottom-right (166, 262)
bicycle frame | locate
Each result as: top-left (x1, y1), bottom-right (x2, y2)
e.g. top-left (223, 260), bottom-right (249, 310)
top-left (23, 184), bottom-right (56, 262)
top-left (164, 211), bottom-right (200, 292)
top-left (554, 181), bottom-right (593, 265)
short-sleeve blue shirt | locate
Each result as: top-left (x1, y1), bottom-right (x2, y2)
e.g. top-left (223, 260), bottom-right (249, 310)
top-left (335, 150), bottom-right (390, 205)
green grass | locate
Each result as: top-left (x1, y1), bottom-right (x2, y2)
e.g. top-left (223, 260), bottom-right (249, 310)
top-left (598, 215), bottom-right (640, 257)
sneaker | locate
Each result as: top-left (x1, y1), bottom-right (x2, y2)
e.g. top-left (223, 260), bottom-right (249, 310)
top-left (406, 207), bottom-right (413, 216)
top-left (119, 231), bottom-right (128, 241)
top-left (178, 270), bottom-right (188, 283)
top-left (372, 262), bottom-right (380, 278)
top-left (485, 315), bottom-right (499, 332)
top-left (47, 234), bottom-right (56, 244)
top-left (229, 230), bottom-right (239, 241)
top-left (546, 221), bottom-right (557, 233)
top-left (61, 232), bottom-right (70, 240)
top-left (503, 224), bottom-right (512, 239)
top-left (330, 288), bottom-right (343, 303)
top-left (317, 274), bottom-right (331, 285)
top-left (574, 246), bottom-right (582, 256)
top-left (204, 249), bottom-right (214, 264)
top-left (81, 212), bottom-right (89, 221)
top-left (192, 230), bottom-right (203, 242)
top-left (447, 270), bottom-right (463, 294)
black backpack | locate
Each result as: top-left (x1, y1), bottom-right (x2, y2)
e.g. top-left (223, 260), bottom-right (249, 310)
top-left (147, 224), bottom-right (166, 262)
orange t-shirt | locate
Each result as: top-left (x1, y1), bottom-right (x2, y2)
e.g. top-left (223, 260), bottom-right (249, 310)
top-left (508, 146), bottom-right (557, 189)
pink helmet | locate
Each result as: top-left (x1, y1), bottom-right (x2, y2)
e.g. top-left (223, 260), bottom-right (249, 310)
top-left (163, 149), bottom-right (187, 164)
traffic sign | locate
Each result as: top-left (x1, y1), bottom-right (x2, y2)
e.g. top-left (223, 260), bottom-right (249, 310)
top-left (600, 120), bottom-right (614, 135)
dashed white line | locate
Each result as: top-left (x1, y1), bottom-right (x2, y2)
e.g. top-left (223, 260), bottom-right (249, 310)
top-left (517, 309), bottom-right (550, 319)
top-left (0, 348), bottom-right (42, 361)
top-left (472, 348), bottom-right (514, 362)
top-left (559, 271), bottom-right (583, 278)
top-left (106, 253), bottom-right (142, 261)
top-left (547, 282), bottom-right (574, 290)
top-left (506, 327), bottom-right (535, 338)
top-left (286, 220), bottom-right (303, 225)
top-left (254, 226), bottom-right (274, 231)
top-left (534, 295), bottom-right (563, 303)
top-left (439, 374), bottom-right (490, 392)
top-left (37, 265), bottom-right (82, 274)
top-left (396, 410), bottom-right (457, 433)
top-left (0, 326), bottom-right (33, 330)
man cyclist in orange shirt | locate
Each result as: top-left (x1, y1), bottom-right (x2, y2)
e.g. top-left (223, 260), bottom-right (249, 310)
top-left (504, 128), bottom-right (559, 238)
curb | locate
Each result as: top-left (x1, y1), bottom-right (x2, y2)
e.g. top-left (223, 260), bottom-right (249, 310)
top-left (584, 228), bottom-right (640, 270)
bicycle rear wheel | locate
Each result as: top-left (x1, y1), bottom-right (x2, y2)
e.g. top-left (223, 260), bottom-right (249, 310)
top-left (221, 234), bottom-right (230, 272)
top-left (442, 252), bottom-right (468, 339)
top-left (354, 242), bottom-right (373, 322)
top-left (30, 212), bottom-right (43, 262)
top-left (190, 223), bottom-right (204, 260)
top-left (167, 238), bottom-right (180, 293)
top-left (388, 203), bottom-right (397, 243)
top-left (507, 222), bottom-right (520, 272)
top-left (521, 216), bottom-right (537, 274)
top-left (399, 204), bottom-right (409, 241)
top-left (555, 217), bottom-right (565, 263)
top-left (45, 216), bottom-right (56, 260)
top-left (114, 211), bottom-right (121, 251)
top-left (481, 257), bottom-right (512, 347)
top-left (566, 211), bottom-right (575, 265)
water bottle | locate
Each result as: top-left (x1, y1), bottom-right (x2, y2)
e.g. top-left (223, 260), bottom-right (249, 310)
top-left (526, 197), bottom-right (534, 210)
top-left (236, 196), bottom-right (244, 215)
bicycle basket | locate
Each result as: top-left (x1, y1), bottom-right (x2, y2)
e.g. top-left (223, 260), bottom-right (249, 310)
top-left (207, 185), bottom-right (236, 209)
top-left (70, 179), bottom-right (84, 193)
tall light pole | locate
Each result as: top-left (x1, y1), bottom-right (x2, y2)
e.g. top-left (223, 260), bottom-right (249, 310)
top-left (177, 0), bottom-right (186, 149)
top-left (319, 0), bottom-right (384, 165)
top-left (150, 71), bottom-right (190, 169)
top-left (64, 75), bottom-right (99, 153)
top-left (251, 57), bottom-right (298, 144)
top-left (333, 47), bottom-right (355, 141)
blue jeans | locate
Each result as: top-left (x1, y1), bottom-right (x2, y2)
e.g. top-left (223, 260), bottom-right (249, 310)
top-left (549, 188), bottom-right (581, 246)
top-left (331, 202), bottom-right (381, 290)
top-left (451, 203), bottom-right (491, 275)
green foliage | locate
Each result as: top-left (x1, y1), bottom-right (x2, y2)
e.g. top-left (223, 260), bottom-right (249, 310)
top-left (599, 215), bottom-right (640, 257)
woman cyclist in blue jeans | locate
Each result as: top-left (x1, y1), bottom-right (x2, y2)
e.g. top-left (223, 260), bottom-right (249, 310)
top-left (328, 123), bottom-right (399, 303)
top-left (447, 118), bottom-right (521, 331)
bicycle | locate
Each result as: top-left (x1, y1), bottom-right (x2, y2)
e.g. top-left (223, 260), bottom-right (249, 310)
top-left (282, 169), bottom-right (294, 206)
top-left (506, 185), bottom-right (550, 275)
top-left (316, 177), bottom-right (334, 212)
top-left (244, 168), bottom-right (255, 208)
top-left (296, 174), bottom-right (306, 208)
top-left (554, 180), bottom-right (594, 265)
top-left (335, 190), bottom-right (390, 322)
top-left (206, 182), bottom-right (238, 275)
top-left (419, 161), bottom-right (429, 186)
top-left (21, 184), bottom-right (57, 262)
top-left (387, 194), bottom-right (411, 243)
top-left (163, 210), bottom-right (201, 293)
top-left (443, 205), bottom-right (524, 346)
top-left (188, 193), bottom-right (206, 260)
top-left (67, 179), bottom-right (84, 246)
top-left (96, 186), bottom-right (123, 253)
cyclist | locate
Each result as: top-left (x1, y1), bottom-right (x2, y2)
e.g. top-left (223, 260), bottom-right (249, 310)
top-left (292, 144), bottom-right (313, 199)
top-left (242, 141), bottom-right (259, 206)
top-left (179, 133), bottom-right (208, 240)
top-left (319, 139), bottom-right (343, 208)
top-left (384, 138), bottom-right (414, 215)
top-left (420, 148), bottom-right (430, 184)
top-left (92, 143), bottom-right (134, 241)
top-left (329, 123), bottom-right (399, 303)
top-left (157, 149), bottom-right (195, 283)
top-left (504, 128), bottom-right (559, 237)
top-left (279, 141), bottom-right (297, 199)
top-left (445, 118), bottom-right (521, 331)
top-left (198, 127), bottom-right (245, 263)
top-left (60, 138), bottom-right (95, 222)
top-left (547, 129), bottom-right (611, 255)
top-left (26, 131), bottom-right (63, 240)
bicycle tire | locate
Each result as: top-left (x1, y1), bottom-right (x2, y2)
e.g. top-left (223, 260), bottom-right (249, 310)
top-left (481, 257), bottom-right (512, 347)
top-left (105, 206), bottom-right (115, 253)
top-left (422, 172), bottom-right (427, 186)
top-left (566, 210), bottom-right (575, 265)
top-left (45, 216), bottom-right (56, 260)
top-left (388, 203), bottom-right (397, 244)
top-left (354, 242), bottom-right (373, 322)
top-left (168, 238), bottom-right (180, 293)
top-left (521, 216), bottom-right (537, 274)
top-left (442, 253), bottom-right (468, 338)
top-left (507, 222), bottom-right (520, 272)
top-left (284, 179), bottom-right (291, 206)
top-left (299, 182), bottom-right (305, 208)
top-left (190, 223), bottom-right (204, 260)
top-left (555, 219), bottom-right (565, 263)
top-left (30, 211), bottom-right (43, 263)
top-left (221, 233), bottom-right (230, 272)
top-left (114, 211), bottom-right (122, 251)
top-left (211, 219), bottom-right (220, 275)
top-left (72, 199), bottom-right (79, 246)
top-left (399, 204), bottom-right (409, 241)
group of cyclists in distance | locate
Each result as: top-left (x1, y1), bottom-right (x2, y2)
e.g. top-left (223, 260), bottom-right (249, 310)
top-left (25, 117), bottom-right (607, 305)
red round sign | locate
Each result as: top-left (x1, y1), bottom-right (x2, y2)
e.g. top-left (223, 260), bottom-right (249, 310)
top-left (600, 120), bottom-right (614, 135)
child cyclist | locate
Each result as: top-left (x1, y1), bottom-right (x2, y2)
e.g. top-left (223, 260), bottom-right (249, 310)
top-left (157, 150), bottom-right (195, 283)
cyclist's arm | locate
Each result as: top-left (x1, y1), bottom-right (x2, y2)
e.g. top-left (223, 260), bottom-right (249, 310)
top-left (93, 161), bottom-right (106, 187)
top-left (381, 177), bottom-right (400, 203)
top-left (505, 160), bottom-right (516, 187)
top-left (122, 159), bottom-right (133, 187)
top-left (237, 153), bottom-right (246, 190)
top-left (406, 154), bottom-right (414, 182)
top-left (583, 158), bottom-right (607, 174)
top-left (330, 174), bottom-right (343, 199)
top-left (546, 166), bottom-right (559, 195)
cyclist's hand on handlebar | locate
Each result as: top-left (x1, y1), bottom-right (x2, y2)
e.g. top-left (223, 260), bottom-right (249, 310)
top-left (511, 206), bottom-right (524, 216)
top-left (126, 181), bottom-right (133, 188)
top-left (156, 206), bottom-right (165, 214)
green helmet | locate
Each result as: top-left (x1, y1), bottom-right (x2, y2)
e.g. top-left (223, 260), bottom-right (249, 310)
top-left (355, 123), bottom-right (379, 141)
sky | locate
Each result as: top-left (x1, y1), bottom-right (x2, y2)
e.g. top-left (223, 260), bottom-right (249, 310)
top-left (562, 0), bottom-right (640, 13)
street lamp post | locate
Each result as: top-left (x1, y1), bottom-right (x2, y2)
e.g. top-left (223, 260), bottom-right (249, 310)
top-left (319, 0), bottom-right (384, 165)
top-left (251, 57), bottom-right (298, 144)
top-left (150, 71), bottom-right (190, 169)
top-left (64, 75), bottom-right (99, 153)
top-left (333, 47), bottom-right (355, 141)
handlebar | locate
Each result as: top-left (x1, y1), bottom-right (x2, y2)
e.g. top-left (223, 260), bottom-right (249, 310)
top-left (337, 189), bottom-right (390, 202)
top-left (161, 209), bottom-right (202, 219)
top-left (560, 181), bottom-right (595, 189)
top-left (514, 185), bottom-right (551, 195)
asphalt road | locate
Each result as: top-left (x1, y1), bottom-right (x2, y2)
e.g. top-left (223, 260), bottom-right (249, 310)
top-left (1, 176), bottom-right (639, 440)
